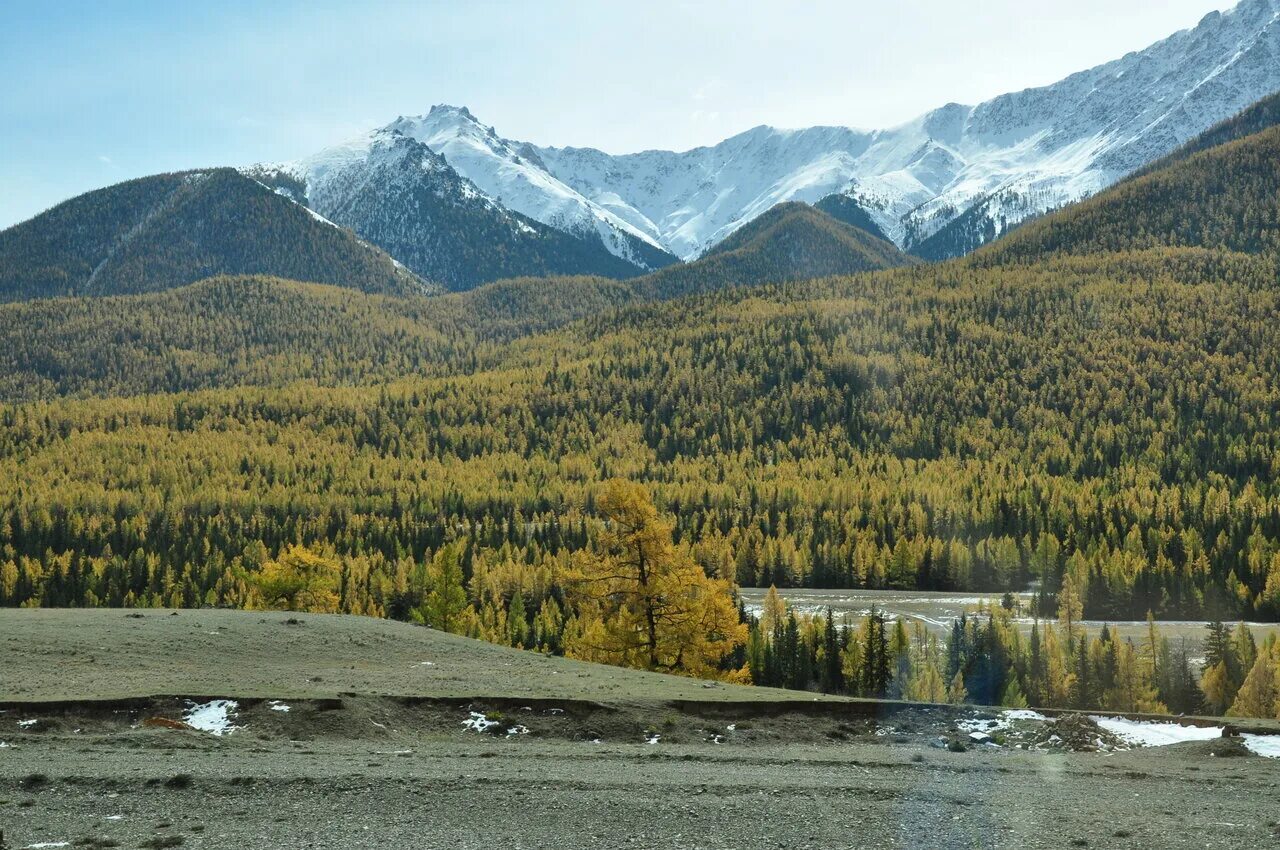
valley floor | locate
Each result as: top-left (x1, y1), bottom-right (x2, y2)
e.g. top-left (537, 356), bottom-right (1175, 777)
top-left (1, 610), bottom-right (1277, 849)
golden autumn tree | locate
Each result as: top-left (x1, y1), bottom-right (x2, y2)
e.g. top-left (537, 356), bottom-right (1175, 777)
top-left (1057, 573), bottom-right (1083, 645)
top-left (1228, 645), bottom-right (1277, 719)
top-left (253, 545), bottom-right (341, 613)
top-left (564, 479), bottom-right (747, 679)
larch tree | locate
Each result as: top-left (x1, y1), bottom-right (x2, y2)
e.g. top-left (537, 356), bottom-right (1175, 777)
top-left (564, 479), bottom-right (747, 679)
top-left (760, 584), bottom-right (787, 636)
top-left (253, 545), bottom-right (341, 613)
top-left (1227, 645), bottom-right (1277, 719)
top-left (1057, 573), bottom-right (1083, 645)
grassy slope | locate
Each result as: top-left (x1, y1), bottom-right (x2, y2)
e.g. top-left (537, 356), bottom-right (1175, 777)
top-left (0, 608), bottom-right (839, 704)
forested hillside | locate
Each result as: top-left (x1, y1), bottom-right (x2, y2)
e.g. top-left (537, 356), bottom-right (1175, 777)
top-left (633, 202), bottom-right (913, 300)
top-left (813, 194), bottom-right (894, 243)
top-left (0, 204), bottom-right (911, 402)
top-left (3, 248), bottom-right (1280, 627)
top-left (0, 170), bottom-right (430, 302)
top-left (0, 274), bottom-right (639, 401)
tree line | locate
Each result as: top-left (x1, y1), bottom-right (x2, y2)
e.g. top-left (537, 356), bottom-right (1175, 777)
top-left (748, 587), bottom-right (1280, 721)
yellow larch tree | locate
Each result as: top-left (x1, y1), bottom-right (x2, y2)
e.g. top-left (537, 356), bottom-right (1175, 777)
top-left (563, 479), bottom-right (747, 679)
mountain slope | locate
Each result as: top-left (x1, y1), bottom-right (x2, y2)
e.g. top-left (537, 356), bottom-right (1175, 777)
top-left (0, 272), bottom-right (647, 402)
top-left (256, 119), bottom-right (678, 291)
top-left (391, 107), bottom-right (677, 271)
top-left (813, 194), bottom-right (894, 243)
top-left (977, 122), bottom-right (1280, 264)
top-left (0, 202), bottom-right (909, 402)
top-left (631, 202), bottom-right (914, 301)
top-left (0, 169), bottom-right (430, 302)
top-left (1126, 89), bottom-right (1280, 179)
top-left (518, 0), bottom-right (1280, 259)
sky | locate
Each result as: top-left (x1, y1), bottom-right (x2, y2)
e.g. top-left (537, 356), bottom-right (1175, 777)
top-left (0, 0), bottom-right (1240, 229)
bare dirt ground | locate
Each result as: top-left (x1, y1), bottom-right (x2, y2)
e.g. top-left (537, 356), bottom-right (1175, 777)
top-left (1, 610), bottom-right (1277, 850)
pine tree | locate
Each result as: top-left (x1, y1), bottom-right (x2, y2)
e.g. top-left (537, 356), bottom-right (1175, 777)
top-left (861, 609), bottom-right (891, 698)
top-left (422, 544), bottom-right (468, 634)
top-left (819, 608), bottom-right (844, 693)
top-left (888, 618), bottom-right (912, 699)
top-left (508, 591), bottom-right (530, 648)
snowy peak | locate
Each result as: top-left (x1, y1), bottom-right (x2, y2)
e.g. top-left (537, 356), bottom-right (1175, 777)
top-left (256, 0), bottom-right (1280, 267)
top-left (245, 120), bottom-right (670, 291)
top-left (381, 106), bottom-right (675, 270)
top-left (529, 0), bottom-right (1280, 258)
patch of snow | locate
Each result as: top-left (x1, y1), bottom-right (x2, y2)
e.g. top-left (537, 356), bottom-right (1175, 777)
top-left (957, 710), bottom-right (1047, 735)
top-left (17, 719), bottom-right (38, 728)
top-left (184, 700), bottom-right (241, 736)
top-left (462, 712), bottom-right (500, 733)
top-left (506, 724), bottom-right (531, 737)
top-left (1241, 733), bottom-right (1280, 758)
top-left (268, 701), bottom-right (290, 713)
top-left (104, 815), bottom-right (124, 821)
top-left (25, 844), bottom-right (71, 849)
top-left (644, 732), bottom-right (661, 745)
top-left (1090, 716), bottom-right (1222, 747)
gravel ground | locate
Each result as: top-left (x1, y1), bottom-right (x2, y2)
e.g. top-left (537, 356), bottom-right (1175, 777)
top-left (2, 724), bottom-right (1277, 850)
top-left (1, 609), bottom-right (1277, 849)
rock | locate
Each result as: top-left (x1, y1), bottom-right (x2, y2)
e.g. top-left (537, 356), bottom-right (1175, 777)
top-left (1032, 714), bottom-right (1125, 752)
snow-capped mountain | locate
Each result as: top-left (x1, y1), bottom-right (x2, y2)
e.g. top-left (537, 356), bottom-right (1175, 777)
top-left (248, 127), bottom-right (673, 291)
top-left (261, 0), bottom-right (1280, 267)
top-left (384, 106), bottom-right (675, 271)
top-left (525, 0), bottom-right (1280, 259)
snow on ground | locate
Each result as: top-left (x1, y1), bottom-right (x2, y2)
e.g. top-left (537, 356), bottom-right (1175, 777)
top-left (1241, 733), bottom-right (1280, 758)
top-left (17, 718), bottom-right (37, 728)
top-left (462, 712), bottom-right (500, 733)
top-left (958, 709), bottom-right (1047, 735)
top-left (1090, 716), bottom-right (1221, 747)
top-left (268, 700), bottom-right (290, 713)
top-left (184, 699), bottom-right (241, 736)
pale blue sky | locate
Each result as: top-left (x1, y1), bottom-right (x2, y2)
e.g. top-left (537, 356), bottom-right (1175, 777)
top-left (0, 0), bottom-right (1237, 229)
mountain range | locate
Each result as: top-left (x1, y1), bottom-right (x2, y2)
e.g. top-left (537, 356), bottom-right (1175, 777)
top-left (2, 0), bottom-right (1278, 297)
top-left (257, 0), bottom-right (1276, 276)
